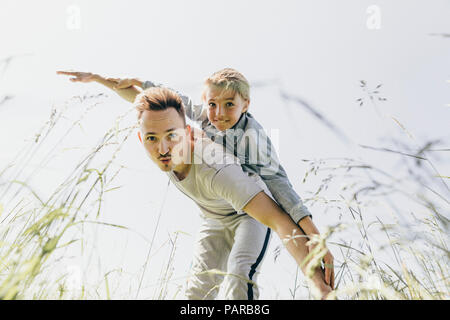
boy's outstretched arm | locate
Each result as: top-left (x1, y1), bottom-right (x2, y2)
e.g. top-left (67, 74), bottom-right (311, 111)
top-left (141, 79), bottom-right (207, 123)
top-left (56, 71), bottom-right (141, 103)
top-left (114, 77), bottom-right (207, 123)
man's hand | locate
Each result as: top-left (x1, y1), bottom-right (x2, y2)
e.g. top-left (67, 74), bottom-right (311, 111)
top-left (307, 241), bottom-right (335, 289)
top-left (322, 250), bottom-right (335, 289)
top-left (298, 216), bottom-right (335, 289)
top-left (56, 71), bottom-right (99, 83)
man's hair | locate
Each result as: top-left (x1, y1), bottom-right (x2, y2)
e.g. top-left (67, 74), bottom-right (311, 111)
top-left (134, 87), bottom-right (186, 125)
top-left (201, 68), bottom-right (250, 101)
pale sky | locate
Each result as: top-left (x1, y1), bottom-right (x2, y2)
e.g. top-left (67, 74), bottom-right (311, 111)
top-left (0, 0), bottom-right (449, 299)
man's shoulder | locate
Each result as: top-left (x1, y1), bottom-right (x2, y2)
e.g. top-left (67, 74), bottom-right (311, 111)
top-left (192, 138), bottom-right (240, 175)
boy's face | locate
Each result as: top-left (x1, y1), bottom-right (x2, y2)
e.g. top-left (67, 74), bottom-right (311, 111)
top-left (138, 108), bottom-right (190, 172)
top-left (204, 85), bottom-right (249, 131)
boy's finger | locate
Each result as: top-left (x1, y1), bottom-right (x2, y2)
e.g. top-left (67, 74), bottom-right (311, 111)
top-left (106, 77), bottom-right (120, 83)
top-left (115, 82), bottom-right (127, 89)
top-left (57, 71), bottom-right (77, 76)
top-left (116, 81), bottom-right (132, 89)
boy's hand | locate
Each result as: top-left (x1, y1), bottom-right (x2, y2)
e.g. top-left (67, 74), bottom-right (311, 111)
top-left (113, 78), bottom-right (143, 89)
top-left (56, 70), bottom-right (140, 103)
top-left (56, 71), bottom-right (99, 83)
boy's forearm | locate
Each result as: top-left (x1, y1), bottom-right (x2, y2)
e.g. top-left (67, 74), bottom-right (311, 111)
top-left (93, 74), bottom-right (141, 103)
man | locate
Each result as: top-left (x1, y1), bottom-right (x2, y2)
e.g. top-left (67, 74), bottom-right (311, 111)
top-left (57, 72), bottom-right (333, 300)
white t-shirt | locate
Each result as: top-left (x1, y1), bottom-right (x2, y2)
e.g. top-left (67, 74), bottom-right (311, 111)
top-left (168, 138), bottom-right (271, 219)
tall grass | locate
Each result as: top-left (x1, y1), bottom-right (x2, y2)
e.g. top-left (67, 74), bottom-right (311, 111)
top-left (0, 87), bottom-right (448, 300)
top-left (0, 93), bottom-right (145, 299)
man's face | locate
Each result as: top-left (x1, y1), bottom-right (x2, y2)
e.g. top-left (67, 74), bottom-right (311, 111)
top-left (138, 108), bottom-right (190, 172)
top-left (204, 86), bottom-right (249, 131)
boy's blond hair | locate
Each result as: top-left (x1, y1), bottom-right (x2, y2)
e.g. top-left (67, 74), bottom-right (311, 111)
top-left (201, 68), bottom-right (250, 101)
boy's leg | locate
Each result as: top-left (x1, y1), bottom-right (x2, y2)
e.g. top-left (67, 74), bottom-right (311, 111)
top-left (220, 214), bottom-right (271, 300)
top-left (186, 216), bottom-right (232, 300)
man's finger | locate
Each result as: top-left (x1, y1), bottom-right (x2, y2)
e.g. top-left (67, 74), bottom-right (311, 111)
top-left (326, 262), bottom-right (335, 289)
top-left (325, 266), bottom-right (331, 285)
top-left (331, 269), bottom-right (335, 289)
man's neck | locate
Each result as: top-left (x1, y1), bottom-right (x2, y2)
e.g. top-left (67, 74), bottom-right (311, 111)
top-left (172, 162), bottom-right (192, 181)
top-left (172, 146), bottom-right (195, 181)
top-left (172, 140), bottom-right (196, 181)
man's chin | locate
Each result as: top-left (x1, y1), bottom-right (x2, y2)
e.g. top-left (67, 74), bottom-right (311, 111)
top-left (158, 164), bottom-right (173, 172)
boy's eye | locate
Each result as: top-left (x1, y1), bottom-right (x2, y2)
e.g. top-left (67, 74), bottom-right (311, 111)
top-left (168, 133), bottom-right (178, 140)
top-left (146, 136), bottom-right (157, 142)
top-left (226, 102), bottom-right (234, 107)
top-left (208, 102), bottom-right (216, 108)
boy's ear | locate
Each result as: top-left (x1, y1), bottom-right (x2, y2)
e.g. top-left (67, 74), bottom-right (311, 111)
top-left (137, 131), bottom-right (142, 143)
top-left (242, 99), bottom-right (250, 113)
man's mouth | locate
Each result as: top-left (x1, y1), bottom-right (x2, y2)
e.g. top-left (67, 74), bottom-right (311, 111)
top-left (159, 157), bottom-right (171, 165)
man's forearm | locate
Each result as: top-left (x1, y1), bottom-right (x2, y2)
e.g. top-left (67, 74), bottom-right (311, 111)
top-left (298, 216), bottom-right (321, 237)
top-left (243, 192), bottom-right (327, 287)
top-left (93, 74), bottom-right (141, 103)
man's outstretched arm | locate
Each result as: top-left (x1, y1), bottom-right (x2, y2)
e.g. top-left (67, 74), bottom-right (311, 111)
top-left (210, 163), bottom-right (334, 298)
top-left (242, 191), bottom-right (332, 297)
top-left (56, 71), bottom-right (140, 103)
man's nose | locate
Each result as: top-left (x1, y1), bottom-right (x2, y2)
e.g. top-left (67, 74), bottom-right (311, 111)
top-left (158, 139), bottom-right (170, 155)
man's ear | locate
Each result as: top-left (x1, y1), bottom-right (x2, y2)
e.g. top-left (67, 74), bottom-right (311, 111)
top-left (137, 131), bottom-right (142, 143)
top-left (186, 125), bottom-right (196, 152)
top-left (186, 125), bottom-right (193, 141)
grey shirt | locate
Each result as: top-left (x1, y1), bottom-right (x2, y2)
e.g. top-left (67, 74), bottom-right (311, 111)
top-left (143, 80), bottom-right (312, 223)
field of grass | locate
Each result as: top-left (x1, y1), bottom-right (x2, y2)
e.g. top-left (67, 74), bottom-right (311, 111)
top-left (0, 88), bottom-right (448, 300)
